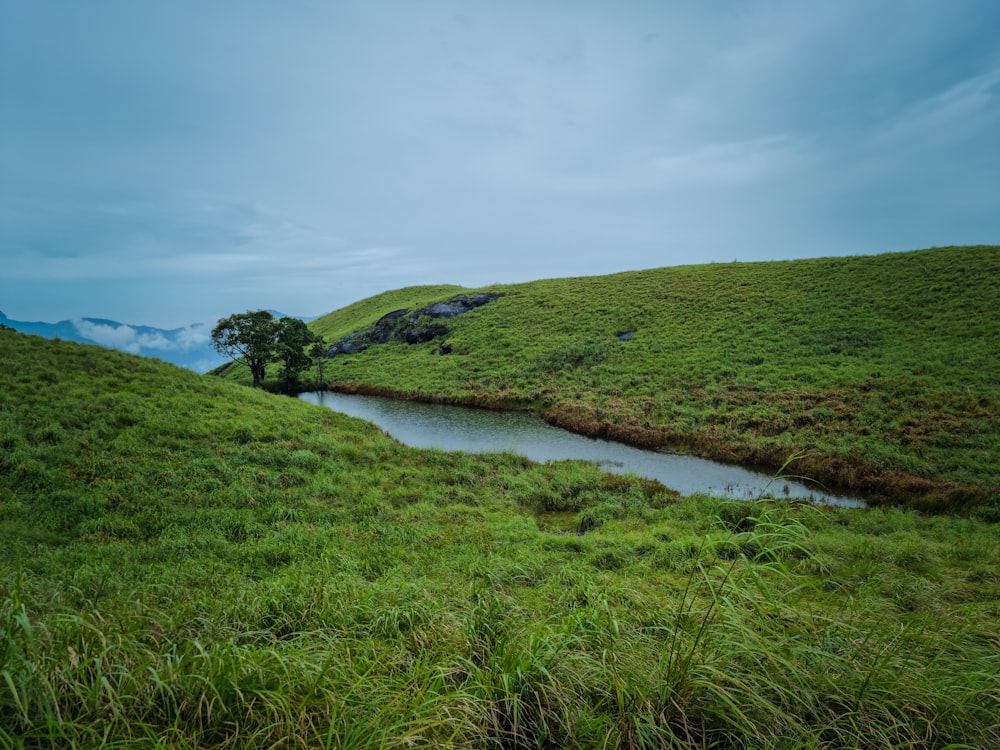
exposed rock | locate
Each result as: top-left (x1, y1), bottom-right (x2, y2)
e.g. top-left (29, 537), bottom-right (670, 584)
top-left (617, 331), bottom-right (634, 342)
top-left (324, 293), bottom-right (502, 358)
top-left (326, 334), bottom-right (366, 355)
top-left (374, 309), bottom-right (410, 342)
top-left (404, 325), bottom-right (449, 344)
top-left (424, 294), bottom-right (500, 318)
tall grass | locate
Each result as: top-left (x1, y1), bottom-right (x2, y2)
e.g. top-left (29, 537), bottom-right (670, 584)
top-left (3, 546), bottom-right (996, 748)
top-left (2, 331), bottom-right (998, 747)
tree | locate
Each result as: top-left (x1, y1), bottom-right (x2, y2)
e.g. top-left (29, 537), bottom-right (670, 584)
top-left (309, 338), bottom-right (329, 385)
top-left (212, 311), bottom-right (323, 390)
top-left (275, 317), bottom-right (321, 392)
top-left (211, 310), bottom-right (280, 388)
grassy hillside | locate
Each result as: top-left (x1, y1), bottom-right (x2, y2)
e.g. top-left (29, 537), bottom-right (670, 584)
top-left (253, 245), bottom-right (997, 513)
top-left (310, 284), bottom-right (468, 342)
top-left (2, 330), bottom-right (999, 748)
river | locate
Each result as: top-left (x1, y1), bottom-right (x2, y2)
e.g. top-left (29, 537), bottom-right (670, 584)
top-left (299, 391), bottom-right (866, 508)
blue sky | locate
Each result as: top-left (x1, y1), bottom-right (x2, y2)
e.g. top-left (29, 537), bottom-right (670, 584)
top-left (2, 0), bottom-right (999, 328)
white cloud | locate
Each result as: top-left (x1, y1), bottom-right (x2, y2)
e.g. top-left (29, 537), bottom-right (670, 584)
top-left (173, 323), bottom-right (212, 348)
top-left (72, 319), bottom-right (215, 354)
top-left (73, 320), bottom-right (161, 353)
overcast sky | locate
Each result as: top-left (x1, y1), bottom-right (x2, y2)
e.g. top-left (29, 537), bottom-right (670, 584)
top-left (2, 1), bottom-right (999, 328)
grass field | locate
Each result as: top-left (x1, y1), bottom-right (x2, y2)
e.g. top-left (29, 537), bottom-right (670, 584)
top-left (3, 330), bottom-right (999, 748)
top-left (222, 245), bottom-right (1000, 515)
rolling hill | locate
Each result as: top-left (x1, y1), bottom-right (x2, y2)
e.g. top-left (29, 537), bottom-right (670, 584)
top-left (2, 328), bottom-right (998, 747)
top-left (227, 245), bottom-right (1000, 513)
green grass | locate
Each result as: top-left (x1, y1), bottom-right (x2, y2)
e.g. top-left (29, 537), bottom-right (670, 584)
top-left (309, 284), bottom-right (468, 342)
top-left (231, 245), bottom-right (999, 513)
top-left (3, 330), bottom-right (999, 748)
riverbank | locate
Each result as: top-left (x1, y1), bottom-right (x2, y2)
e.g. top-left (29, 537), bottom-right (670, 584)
top-left (300, 390), bottom-right (867, 506)
top-left (307, 380), bottom-right (972, 513)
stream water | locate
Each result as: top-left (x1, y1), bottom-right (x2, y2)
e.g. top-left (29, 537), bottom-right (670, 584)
top-left (299, 391), bottom-right (866, 508)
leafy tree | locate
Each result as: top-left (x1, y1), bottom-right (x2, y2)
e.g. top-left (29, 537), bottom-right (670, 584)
top-left (212, 311), bottom-right (323, 390)
top-left (211, 310), bottom-right (280, 388)
top-left (275, 317), bottom-right (320, 392)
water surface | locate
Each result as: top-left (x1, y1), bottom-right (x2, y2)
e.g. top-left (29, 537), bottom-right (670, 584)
top-left (299, 391), bottom-right (865, 507)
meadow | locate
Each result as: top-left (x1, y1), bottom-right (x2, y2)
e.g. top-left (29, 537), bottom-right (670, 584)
top-left (2, 330), bottom-right (999, 748)
top-left (233, 245), bottom-right (999, 516)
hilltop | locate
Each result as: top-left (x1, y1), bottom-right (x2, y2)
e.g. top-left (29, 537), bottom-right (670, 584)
top-left (225, 245), bottom-right (1000, 514)
top-left (2, 326), bottom-right (999, 747)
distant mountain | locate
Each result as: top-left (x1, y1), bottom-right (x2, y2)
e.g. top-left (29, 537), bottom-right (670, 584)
top-left (0, 311), bottom-right (228, 372)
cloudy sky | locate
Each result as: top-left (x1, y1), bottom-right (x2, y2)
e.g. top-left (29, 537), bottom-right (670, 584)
top-left (2, 1), bottom-right (999, 328)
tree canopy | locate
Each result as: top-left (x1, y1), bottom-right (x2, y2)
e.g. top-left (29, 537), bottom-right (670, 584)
top-left (275, 317), bottom-right (320, 392)
top-left (211, 311), bottom-right (321, 389)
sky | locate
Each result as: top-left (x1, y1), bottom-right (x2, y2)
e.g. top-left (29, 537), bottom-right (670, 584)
top-left (2, 0), bottom-right (999, 329)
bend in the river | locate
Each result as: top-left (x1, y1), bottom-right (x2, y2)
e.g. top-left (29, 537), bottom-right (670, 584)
top-left (300, 391), bottom-right (867, 508)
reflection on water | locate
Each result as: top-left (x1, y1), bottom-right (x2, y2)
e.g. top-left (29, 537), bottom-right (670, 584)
top-left (299, 391), bottom-right (866, 508)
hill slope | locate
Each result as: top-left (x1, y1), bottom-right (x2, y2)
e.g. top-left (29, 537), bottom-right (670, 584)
top-left (2, 330), bottom-right (999, 747)
top-left (288, 246), bottom-right (999, 511)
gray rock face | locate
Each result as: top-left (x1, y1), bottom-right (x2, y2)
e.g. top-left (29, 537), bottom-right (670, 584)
top-left (324, 293), bottom-right (502, 358)
top-left (403, 325), bottom-right (449, 344)
top-left (326, 334), bottom-right (369, 355)
top-left (423, 294), bottom-right (496, 318)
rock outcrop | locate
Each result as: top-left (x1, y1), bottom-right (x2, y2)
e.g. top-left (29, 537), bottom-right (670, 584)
top-left (324, 293), bottom-right (501, 358)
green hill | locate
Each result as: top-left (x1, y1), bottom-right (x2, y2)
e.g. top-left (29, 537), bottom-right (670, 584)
top-left (248, 245), bottom-right (997, 512)
top-left (2, 325), bottom-right (999, 747)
